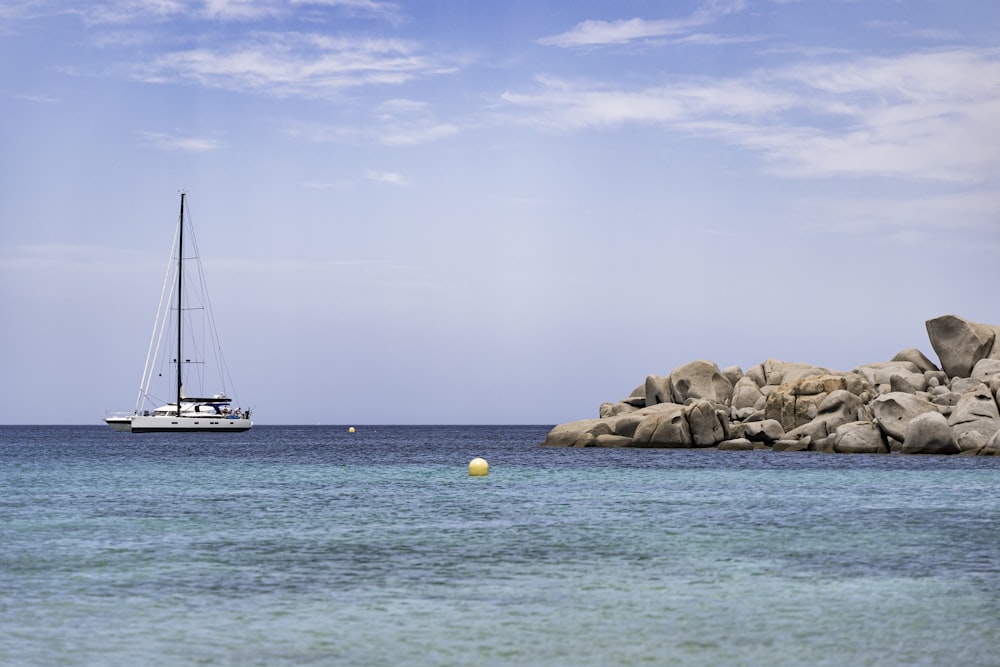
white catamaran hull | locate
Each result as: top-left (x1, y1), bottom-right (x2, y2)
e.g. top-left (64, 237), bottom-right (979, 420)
top-left (129, 416), bottom-right (252, 433)
top-left (104, 416), bottom-right (134, 432)
top-left (105, 415), bottom-right (252, 433)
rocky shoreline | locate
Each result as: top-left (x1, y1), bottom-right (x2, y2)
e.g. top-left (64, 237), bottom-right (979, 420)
top-left (542, 314), bottom-right (1000, 455)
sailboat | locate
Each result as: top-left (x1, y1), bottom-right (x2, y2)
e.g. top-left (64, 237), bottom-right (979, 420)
top-left (104, 193), bottom-right (253, 433)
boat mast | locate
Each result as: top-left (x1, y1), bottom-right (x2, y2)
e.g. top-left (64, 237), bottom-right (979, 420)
top-left (176, 192), bottom-right (184, 417)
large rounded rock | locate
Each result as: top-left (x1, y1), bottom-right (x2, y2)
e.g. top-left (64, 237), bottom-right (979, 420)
top-left (722, 365), bottom-right (743, 388)
top-left (731, 376), bottom-right (764, 411)
top-left (773, 439), bottom-right (809, 452)
top-left (685, 399), bottom-right (730, 447)
top-left (669, 360), bottom-right (733, 405)
top-left (871, 392), bottom-right (940, 442)
top-left (956, 431), bottom-right (989, 454)
top-left (541, 419), bottom-right (609, 447)
top-left (718, 438), bottom-right (755, 450)
top-left (971, 358), bottom-right (1000, 384)
top-left (600, 401), bottom-right (639, 418)
top-left (948, 384), bottom-right (1000, 448)
top-left (746, 363), bottom-right (766, 388)
top-left (902, 411), bottom-right (960, 455)
top-left (644, 375), bottom-right (672, 407)
top-left (891, 348), bottom-right (940, 373)
top-left (632, 404), bottom-right (692, 448)
top-left (608, 413), bottom-right (647, 439)
top-left (743, 419), bottom-right (784, 443)
top-left (834, 421), bottom-right (888, 454)
top-left (981, 429), bottom-right (1000, 456)
top-left (816, 389), bottom-right (868, 430)
top-left (926, 315), bottom-right (999, 378)
top-left (593, 434), bottom-right (634, 448)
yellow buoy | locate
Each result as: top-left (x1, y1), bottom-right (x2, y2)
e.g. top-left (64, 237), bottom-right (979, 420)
top-left (468, 457), bottom-right (489, 477)
top-left (348, 426), bottom-right (356, 433)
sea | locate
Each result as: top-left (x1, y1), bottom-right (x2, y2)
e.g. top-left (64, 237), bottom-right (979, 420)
top-left (2, 425), bottom-right (999, 667)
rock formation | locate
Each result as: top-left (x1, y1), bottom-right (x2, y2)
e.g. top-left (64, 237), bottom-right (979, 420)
top-left (542, 314), bottom-right (1000, 455)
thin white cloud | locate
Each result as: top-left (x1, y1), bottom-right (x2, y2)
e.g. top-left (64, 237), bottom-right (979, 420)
top-left (758, 44), bottom-right (854, 58)
top-left (502, 49), bottom-right (1000, 184)
top-left (78, 0), bottom-right (187, 25)
top-left (0, 1), bottom-right (64, 34)
top-left (864, 20), bottom-right (961, 42)
top-left (68, 0), bottom-right (402, 24)
top-left (89, 28), bottom-right (160, 48)
top-left (285, 122), bottom-right (359, 143)
top-left (138, 33), bottom-right (454, 97)
top-left (374, 97), bottom-right (430, 116)
top-left (13, 91), bottom-right (58, 103)
top-left (539, 18), bottom-right (690, 47)
top-left (364, 169), bottom-right (409, 186)
top-left (372, 98), bottom-right (459, 145)
top-left (378, 122), bottom-right (458, 146)
top-left (671, 32), bottom-right (769, 46)
top-left (501, 75), bottom-right (793, 130)
top-left (0, 243), bottom-right (155, 273)
top-left (539, 0), bottom-right (746, 47)
top-left (286, 98), bottom-right (460, 146)
top-left (291, 0), bottom-right (403, 24)
top-left (808, 189), bottom-right (1000, 236)
top-left (301, 179), bottom-right (355, 190)
top-left (200, 0), bottom-right (281, 20)
top-left (138, 130), bottom-right (222, 152)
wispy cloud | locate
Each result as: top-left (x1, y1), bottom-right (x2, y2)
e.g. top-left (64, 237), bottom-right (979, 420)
top-left (864, 20), bottom-right (961, 42)
top-left (371, 98), bottom-right (459, 145)
top-left (286, 122), bottom-right (359, 143)
top-left (301, 178), bottom-right (355, 190)
top-left (502, 49), bottom-right (1000, 184)
top-left (137, 32), bottom-right (455, 98)
top-left (70, 0), bottom-right (401, 24)
top-left (291, 0), bottom-right (403, 24)
top-left (671, 32), bottom-right (768, 46)
top-left (286, 97), bottom-right (459, 146)
top-left (13, 91), bottom-right (58, 103)
top-left (363, 169), bottom-right (409, 186)
top-left (138, 130), bottom-right (222, 152)
top-left (0, 0), bottom-right (63, 35)
top-left (538, 0), bottom-right (747, 47)
top-left (501, 75), bottom-right (792, 130)
top-left (199, 0), bottom-right (284, 20)
top-left (77, 0), bottom-right (187, 25)
top-left (0, 243), bottom-right (155, 273)
top-left (806, 189), bottom-right (1000, 237)
top-left (377, 121), bottom-right (459, 145)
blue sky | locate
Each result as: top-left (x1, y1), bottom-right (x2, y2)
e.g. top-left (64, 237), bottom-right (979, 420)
top-left (1, 0), bottom-right (998, 425)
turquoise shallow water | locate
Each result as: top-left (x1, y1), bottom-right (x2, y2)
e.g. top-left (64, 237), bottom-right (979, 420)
top-left (2, 425), bottom-right (999, 666)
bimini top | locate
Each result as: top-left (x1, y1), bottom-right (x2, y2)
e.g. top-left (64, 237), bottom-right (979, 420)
top-left (183, 395), bottom-right (233, 404)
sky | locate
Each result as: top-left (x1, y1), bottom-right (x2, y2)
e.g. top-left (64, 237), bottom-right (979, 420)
top-left (1, 0), bottom-right (999, 425)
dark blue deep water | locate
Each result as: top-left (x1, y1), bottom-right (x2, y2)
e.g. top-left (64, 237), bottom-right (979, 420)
top-left (2, 425), bottom-right (999, 666)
